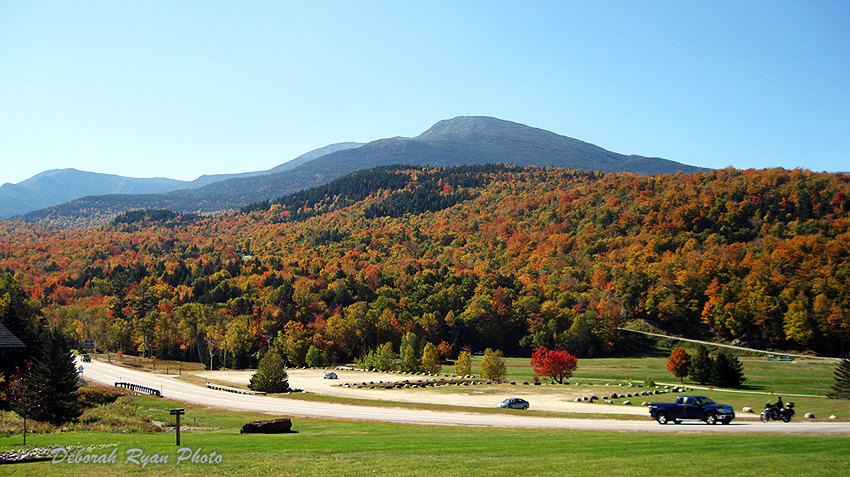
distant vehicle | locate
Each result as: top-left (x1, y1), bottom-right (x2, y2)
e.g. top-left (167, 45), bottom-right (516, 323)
top-left (81, 354), bottom-right (92, 363)
top-left (778, 356), bottom-right (794, 361)
top-left (323, 371), bottom-right (338, 379)
top-left (498, 398), bottom-right (529, 410)
top-left (648, 396), bottom-right (735, 425)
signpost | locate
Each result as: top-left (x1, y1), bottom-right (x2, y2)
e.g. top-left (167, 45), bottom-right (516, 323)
top-left (170, 408), bottom-right (185, 445)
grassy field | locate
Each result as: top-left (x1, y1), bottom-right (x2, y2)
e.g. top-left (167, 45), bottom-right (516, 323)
top-left (480, 355), bottom-right (839, 395)
top-left (460, 355), bottom-right (849, 418)
top-left (2, 395), bottom-right (850, 477)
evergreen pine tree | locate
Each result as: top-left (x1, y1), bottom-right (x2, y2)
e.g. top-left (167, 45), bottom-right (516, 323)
top-left (249, 350), bottom-right (290, 393)
top-left (31, 327), bottom-right (82, 425)
top-left (827, 354), bottom-right (850, 399)
top-left (0, 273), bottom-right (46, 384)
top-left (710, 351), bottom-right (747, 388)
top-left (688, 345), bottom-right (713, 385)
top-left (726, 353), bottom-right (746, 388)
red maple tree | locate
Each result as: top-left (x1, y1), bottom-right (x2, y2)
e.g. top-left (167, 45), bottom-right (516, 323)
top-left (531, 346), bottom-right (578, 384)
top-left (666, 347), bottom-right (691, 383)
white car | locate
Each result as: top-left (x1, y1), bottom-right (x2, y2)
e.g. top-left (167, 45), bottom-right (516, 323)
top-left (323, 371), bottom-right (338, 379)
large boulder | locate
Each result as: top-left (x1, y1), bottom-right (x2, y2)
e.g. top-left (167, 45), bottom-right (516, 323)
top-left (240, 418), bottom-right (293, 434)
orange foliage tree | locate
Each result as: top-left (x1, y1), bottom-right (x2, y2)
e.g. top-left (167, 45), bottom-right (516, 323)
top-left (667, 347), bottom-right (692, 383)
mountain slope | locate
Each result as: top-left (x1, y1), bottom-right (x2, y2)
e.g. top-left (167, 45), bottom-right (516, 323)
top-left (0, 169), bottom-right (188, 219)
top-left (309, 116), bottom-right (701, 174)
top-left (16, 117), bottom-right (708, 227)
top-left (186, 142), bottom-right (365, 188)
top-left (268, 142), bottom-right (364, 173)
top-left (1, 142), bottom-right (364, 219)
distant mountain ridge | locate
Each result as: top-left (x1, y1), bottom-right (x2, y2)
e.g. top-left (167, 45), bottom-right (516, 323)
top-left (0, 169), bottom-right (186, 219)
top-left (10, 116), bottom-right (709, 227)
top-left (0, 142), bottom-right (364, 219)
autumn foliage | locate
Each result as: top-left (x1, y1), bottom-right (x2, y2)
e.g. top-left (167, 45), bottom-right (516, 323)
top-left (666, 347), bottom-right (691, 383)
top-left (1, 164), bottom-right (849, 370)
top-left (531, 346), bottom-right (578, 384)
top-left (479, 348), bottom-right (507, 381)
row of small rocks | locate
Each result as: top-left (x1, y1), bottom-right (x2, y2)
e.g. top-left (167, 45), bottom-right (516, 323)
top-left (574, 387), bottom-right (687, 404)
top-left (341, 367), bottom-right (476, 379)
top-left (342, 367), bottom-right (693, 389)
top-left (342, 377), bottom-right (487, 389)
top-left (0, 445), bottom-right (81, 463)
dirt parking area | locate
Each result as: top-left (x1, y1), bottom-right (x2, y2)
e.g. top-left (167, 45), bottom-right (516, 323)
top-left (190, 368), bottom-right (651, 416)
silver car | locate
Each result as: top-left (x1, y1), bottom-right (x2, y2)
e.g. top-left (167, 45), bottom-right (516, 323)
top-left (498, 398), bottom-right (529, 409)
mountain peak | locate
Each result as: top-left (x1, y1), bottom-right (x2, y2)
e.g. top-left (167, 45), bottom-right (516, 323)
top-left (415, 116), bottom-right (524, 139)
top-left (9, 116), bottom-right (710, 226)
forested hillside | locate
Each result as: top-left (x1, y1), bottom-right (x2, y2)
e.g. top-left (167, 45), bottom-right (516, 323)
top-left (1, 165), bottom-right (848, 369)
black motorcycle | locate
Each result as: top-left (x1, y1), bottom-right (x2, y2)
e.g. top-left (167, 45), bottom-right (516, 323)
top-left (760, 401), bottom-right (795, 422)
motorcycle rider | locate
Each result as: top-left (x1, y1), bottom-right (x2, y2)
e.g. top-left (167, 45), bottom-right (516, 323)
top-left (772, 396), bottom-right (784, 419)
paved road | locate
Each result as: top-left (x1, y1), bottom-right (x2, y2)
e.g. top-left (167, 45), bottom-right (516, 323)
top-left (78, 358), bottom-right (850, 434)
top-left (617, 328), bottom-right (840, 361)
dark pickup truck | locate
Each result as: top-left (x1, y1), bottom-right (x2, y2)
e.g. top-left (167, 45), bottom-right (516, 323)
top-left (648, 396), bottom-right (735, 425)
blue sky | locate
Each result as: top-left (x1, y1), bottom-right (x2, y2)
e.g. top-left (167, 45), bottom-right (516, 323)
top-left (1, 1), bottom-right (847, 185)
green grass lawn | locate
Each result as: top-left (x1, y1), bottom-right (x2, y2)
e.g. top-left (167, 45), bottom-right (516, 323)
top-left (463, 355), bottom-right (849, 419)
top-left (2, 395), bottom-right (849, 477)
top-left (476, 355), bottom-right (840, 395)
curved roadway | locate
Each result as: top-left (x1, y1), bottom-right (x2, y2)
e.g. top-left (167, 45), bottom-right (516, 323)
top-left (78, 358), bottom-right (850, 434)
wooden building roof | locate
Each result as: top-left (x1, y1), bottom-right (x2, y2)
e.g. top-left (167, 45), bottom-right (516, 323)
top-left (0, 323), bottom-right (26, 349)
